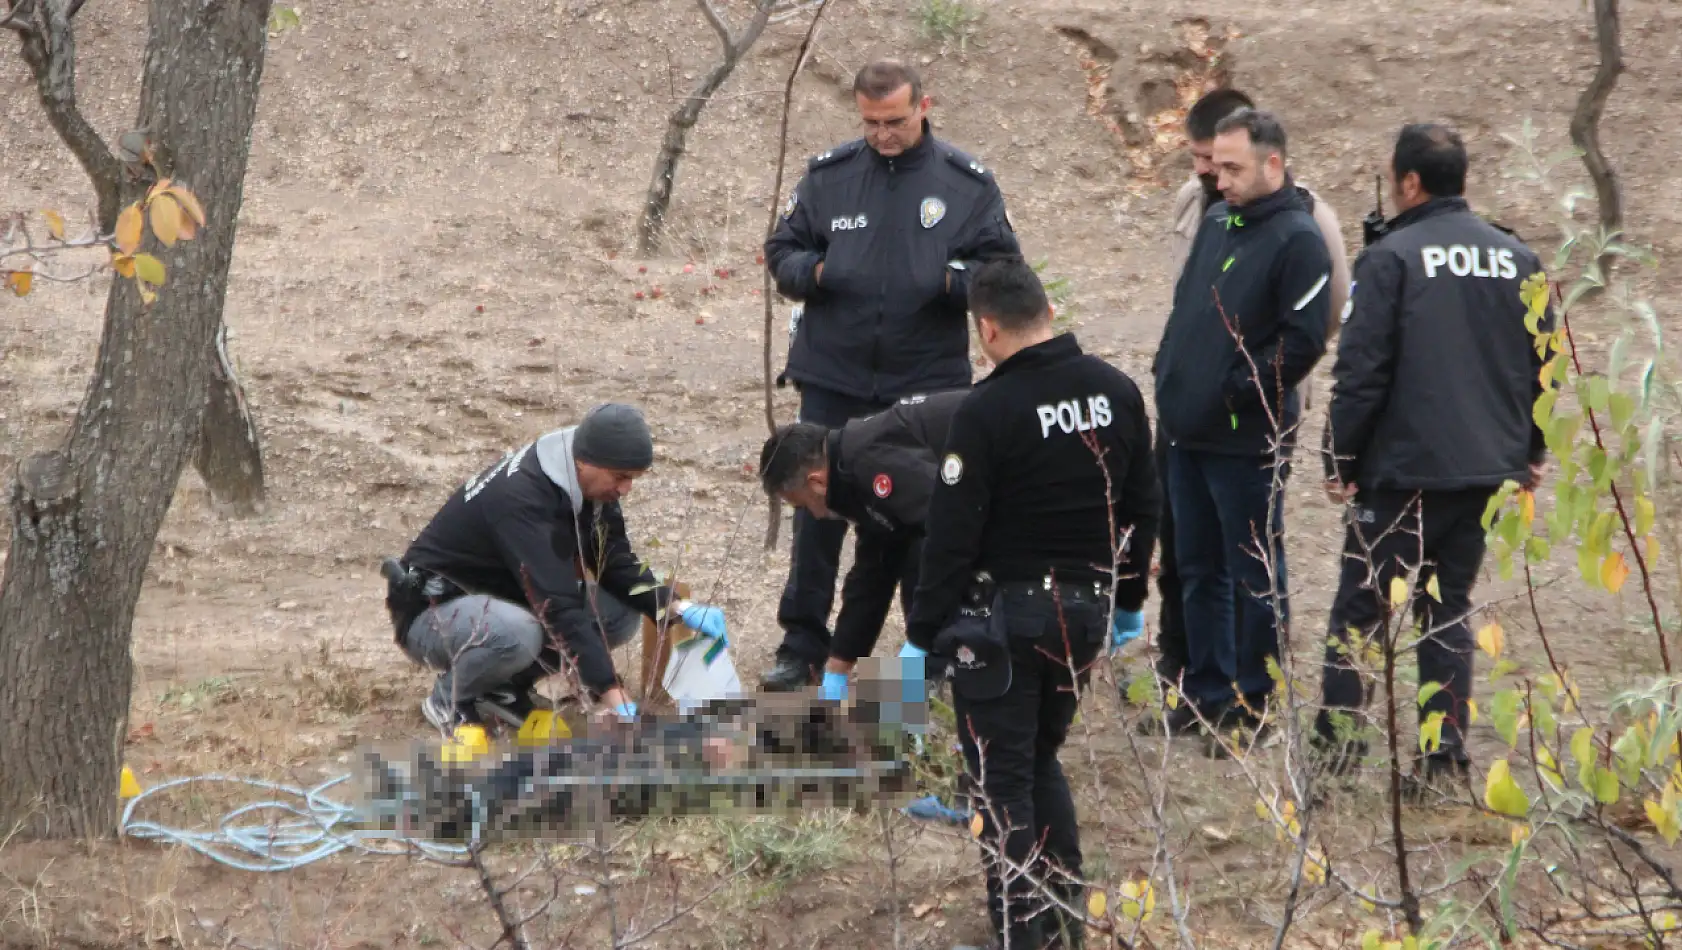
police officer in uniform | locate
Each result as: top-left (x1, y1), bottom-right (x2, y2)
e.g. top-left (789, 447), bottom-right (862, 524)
top-left (761, 58), bottom-right (1021, 691)
top-left (1317, 123), bottom-right (1553, 785)
top-left (904, 258), bottom-right (1160, 950)
top-left (755, 389), bottom-right (968, 699)
top-left (384, 404), bottom-right (730, 731)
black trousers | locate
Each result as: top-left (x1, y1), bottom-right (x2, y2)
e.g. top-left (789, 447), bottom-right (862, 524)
top-left (775, 384), bottom-right (893, 667)
top-left (1316, 487), bottom-right (1494, 763)
top-left (951, 578), bottom-right (1105, 946)
top-left (830, 528), bottom-right (923, 663)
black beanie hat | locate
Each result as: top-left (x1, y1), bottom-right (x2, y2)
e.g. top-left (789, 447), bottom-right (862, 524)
top-left (574, 403), bottom-right (654, 470)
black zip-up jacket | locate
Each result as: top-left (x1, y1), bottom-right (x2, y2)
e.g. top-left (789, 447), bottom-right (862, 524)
top-left (1323, 196), bottom-right (1553, 490)
top-left (1153, 180), bottom-right (1333, 455)
top-left (765, 121), bottom-right (1020, 402)
top-left (824, 389), bottom-right (966, 661)
top-left (402, 443), bottom-right (674, 699)
top-left (905, 334), bottom-right (1160, 653)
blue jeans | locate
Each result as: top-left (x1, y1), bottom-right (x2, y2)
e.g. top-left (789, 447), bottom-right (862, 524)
top-left (1165, 448), bottom-right (1290, 709)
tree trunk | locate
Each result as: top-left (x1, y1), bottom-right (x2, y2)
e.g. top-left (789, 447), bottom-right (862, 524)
top-left (193, 322), bottom-right (266, 516)
top-left (634, 0), bottom-right (775, 255)
top-left (0, 0), bottom-right (272, 840)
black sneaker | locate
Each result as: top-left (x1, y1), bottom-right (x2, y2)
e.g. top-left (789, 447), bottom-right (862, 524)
top-left (759, 654), bottom-right (816, 692)
top-left (420, 695), bottom-right (479, 733)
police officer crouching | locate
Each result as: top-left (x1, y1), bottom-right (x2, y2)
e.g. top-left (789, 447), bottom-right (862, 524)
top-left (755, 389), bottom-right (969, 696)
top-left (383, 404), bottom-right (730, 733)
top-left (903, 258), bottom-right (1161, 950)
top-left (1316, 124), bottom-right (1554, 788)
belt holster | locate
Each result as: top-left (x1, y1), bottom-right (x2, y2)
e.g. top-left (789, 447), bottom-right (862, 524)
top-left (381, 557), bottom-right (461, 647)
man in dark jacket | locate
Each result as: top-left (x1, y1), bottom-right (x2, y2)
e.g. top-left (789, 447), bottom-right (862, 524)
top-left (387, 404), bottom-right (729, 732)
top-left (760, 58), bottom-right (1021, 691)
top-left (757, 389), bottom-right (967, 699)
top-left (904, 258), bottom-right (1159, 949)
top-left (1152, 109), bottom-right (1332, 735)
top-left (1316, 123), bottom-right (1553, 782)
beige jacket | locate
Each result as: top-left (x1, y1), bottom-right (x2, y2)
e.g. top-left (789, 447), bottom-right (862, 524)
top-left (1168, 175), bottom-right (1352, 341)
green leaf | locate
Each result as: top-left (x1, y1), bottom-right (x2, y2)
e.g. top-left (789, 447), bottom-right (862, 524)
top-left (1608, 329), bottom-right (1631, 382)
top-left (1125, 674), bottom-right (1155, 707)
top-left (268, 6), bottom-right (301, 31)
top-left (1644, 417), bottom-right (1663, 496)
top-left (1586, 376), bottom-right (1612, 414)
top-left (1484, 758), bottom-right (1531, 817)
top-left (1417, 681), bottom-right (1445, 708)
top-left (1546, 413), bottom-right (1581, 456)
top-left (1577, 544), bottom-right (1600, 586)
top-left (1609, 392), bottom-right (1636, 433)
top-left (1524, 535), bottom-right (1551, 563)
top-left (1492, 690), bottom-right (1523, 748)
top-left (1614, 727), bottom-right (1646, 786)
top-left (1636, 495), bottom-right (1656, 537)
top-left (1532, 694), bottom-right (1556, 737)
top-left (627, 582), bottom-right (658, 596)
top-left (1592, 766), bottom-right (1621, 805)
top-left (1532, 390), bottom-right (1559, 431)
top-left (1571, 726), bottom-right (1596, 784)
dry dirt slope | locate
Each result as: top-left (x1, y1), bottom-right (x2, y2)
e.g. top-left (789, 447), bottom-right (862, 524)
top-left (1, 0), bottom-right (1680, 947)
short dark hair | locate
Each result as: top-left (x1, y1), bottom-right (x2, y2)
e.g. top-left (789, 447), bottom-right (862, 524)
top-left (1214, 108), bottom-right (1288, 159)
top-left (1186, 88), bottom-right (1255, 142)
top-left (854, 59), bottom-right (921, 104)
top-left (1392, 123), bottom-right (1467, 197)
top-left (969, 257), bottom-right (1049, 333)
top-left (759, 423), bottom-right (829, 496)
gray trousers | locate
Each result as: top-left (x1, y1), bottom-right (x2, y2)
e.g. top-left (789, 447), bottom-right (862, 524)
top-left (402, 584), bottom-right (642, 707)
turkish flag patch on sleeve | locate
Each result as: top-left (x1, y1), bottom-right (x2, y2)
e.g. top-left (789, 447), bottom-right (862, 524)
top-left (873, 473), bottom-right (893, 498)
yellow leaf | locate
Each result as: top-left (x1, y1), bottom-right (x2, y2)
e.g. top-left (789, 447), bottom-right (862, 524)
top-left (1118, 879), bottom-right (1155, 922)
top-left (115, 204), bottom-right (144, 255)
top-left (111, 253), bottom-right (137, 278)
top-left (1303, 850), bottom-right (1327, 885)
top-left (969, 812), bottom-right (984, 839)
top-left (1388, 576), bottom-right (1408, 607)
top-left (1510, 822), bottom-right (1530, 846)
top-left (139, 284), bottom-right (157, 306)
top-left (1601, 552), bottom-right (1629, 594)
top-left (148, 175), bottom-right (173, 202)
top-left (1519, 490), bottom-right (1535, 528)
top-left (132, 252), bottom-right (166, 286)
top-left (1537, 746), bottom-right (1562, 786)
top-left (1087, 890), bottom-right (1107, 919)
top-left (1645, 797), bottom-right (1680, 845)
top-left (42, 209), bottom-right (65, 240)
top-left (149, 193), bottom-right (183, 247)
top-left (1476, 622), bottom-right (1505, 660)
top-left (1648, 535), bottom-right (1662, 567)
top-left (1467, 698), bottom-right (1480, 724)
top-left (1362, 930), bottom-right (1383, 950)
top-left (4, 270), bottom-right (31, 296)
top-left (166, 184), bottom-right (206, 226)
top-left (1426, 573), bottom-right (1442, 603)
top-left (1484, 758), bottom-right (1531, 817)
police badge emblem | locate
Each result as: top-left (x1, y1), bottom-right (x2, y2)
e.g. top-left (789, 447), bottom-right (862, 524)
top-left (781, 189), bottom-right (798, 220)
top-left (920, 196), bottom-right (946, 229)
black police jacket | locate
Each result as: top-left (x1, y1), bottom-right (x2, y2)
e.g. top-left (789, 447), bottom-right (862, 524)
top-left (825, 389), bottom-right (967, 662)
top-left (1323, 196), bottom-right (1553, 490)
top-left (905, 333), bottom-right (1161, 653)
top-left (401, 442), bottom-right (674, 698)
top-left (1153, 180), bottom-right (1333, 456)
top-left (828, 389), bottom-right (968, 534)
top-left (765, 121), bottom-right (1020, 402)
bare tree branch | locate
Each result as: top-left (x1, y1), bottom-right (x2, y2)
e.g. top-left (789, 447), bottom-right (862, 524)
top-left (1569, 0), bottom-right (1624, 278)
top-left (758, 0), bottom-right (830, 550)
top-left (11, 0), bottom-right (122, 228)
top-left (696, 0), bottom-right (731, 48)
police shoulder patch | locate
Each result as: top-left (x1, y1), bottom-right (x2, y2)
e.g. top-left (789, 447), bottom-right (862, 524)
top-left (943, 147), bottom-right (992, 181)
top-left (809, 139), bottom-right (864, 171)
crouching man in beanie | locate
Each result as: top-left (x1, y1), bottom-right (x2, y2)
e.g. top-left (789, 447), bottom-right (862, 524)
top-left (384, 403), bottom-right (730, 732)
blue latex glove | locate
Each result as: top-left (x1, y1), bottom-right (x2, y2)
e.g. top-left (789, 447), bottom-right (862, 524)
top-left (680, 603), bottom-right (728, 644)
top-left (613, 700), bottom-right (638, 722)
top-left (897, 642), bottom-right (928, 707)
top-left (818, 670), bottom-right (849, 702)
top-left (1111, 609), bottom-right (1144, 649)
